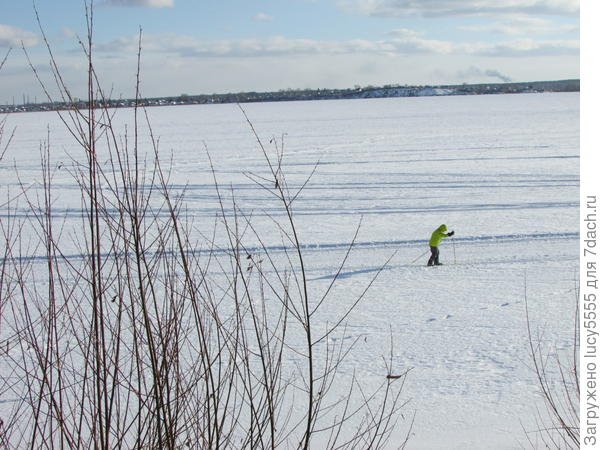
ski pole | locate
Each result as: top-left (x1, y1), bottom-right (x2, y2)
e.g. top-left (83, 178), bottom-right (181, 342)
top-left (411, 249), bottom-right (429, 264)
top-left (451, 237), bottom-right (456, 264)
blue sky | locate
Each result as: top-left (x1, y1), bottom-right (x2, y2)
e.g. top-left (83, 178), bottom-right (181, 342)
top-left (0, 0), bottom-right (580, 103)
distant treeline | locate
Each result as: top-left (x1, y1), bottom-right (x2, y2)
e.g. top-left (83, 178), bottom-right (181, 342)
top-left (1, 79), bottom-right (580, 114)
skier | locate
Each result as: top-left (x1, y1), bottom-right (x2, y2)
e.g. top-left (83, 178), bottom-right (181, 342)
top-left (427, 224), bottom-right (454, 266)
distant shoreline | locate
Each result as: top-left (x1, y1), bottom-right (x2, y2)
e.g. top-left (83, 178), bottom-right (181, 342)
top-left (1, 79), bottom-right (579, 114)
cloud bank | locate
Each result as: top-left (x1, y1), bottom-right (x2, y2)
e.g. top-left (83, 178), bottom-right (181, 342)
top-left (337, 0), bottom-right (579, 17)
top-left (94, 32), bottom-right (578, 59)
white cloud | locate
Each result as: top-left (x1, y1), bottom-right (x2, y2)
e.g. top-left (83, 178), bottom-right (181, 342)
top-left (460, 17), bottom-right (579, 35)
top-left (387, 36), bottom-right (454, 54)
top-left (102, 0), bottom-right (174, 8)
top-left (253, 12), bottom-right (274, 22)
top-left (94, 32), bottom-right (577, 60)
top-left (0, 24), bottom-right (38, 48)
top-left (462, 38), bottom-right (579, 56)
top-left (61, 27), bottom-right (77, 39)
top-left (337, 0), bottom-right (579, 17)
top-left (386, 28), bottom-right (423, 39)
top-left (94, 33), bottom-right (459, 58)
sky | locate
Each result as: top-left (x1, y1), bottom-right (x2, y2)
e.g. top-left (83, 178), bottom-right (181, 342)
top-left (0, 0), bottom-right (580, 103)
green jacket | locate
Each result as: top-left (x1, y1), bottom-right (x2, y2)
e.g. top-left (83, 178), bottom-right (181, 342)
top-left (429, 224), bottom-right (450, 247)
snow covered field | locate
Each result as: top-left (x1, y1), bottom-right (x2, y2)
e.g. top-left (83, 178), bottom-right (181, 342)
top-left (1, 92), bottom-right (579, 448)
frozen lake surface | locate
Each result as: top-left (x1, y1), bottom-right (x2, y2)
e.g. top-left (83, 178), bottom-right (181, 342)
top-left (1, 92), bottom-right (579, 448)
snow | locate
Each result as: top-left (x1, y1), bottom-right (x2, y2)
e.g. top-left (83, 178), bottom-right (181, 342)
top-left (0, 92), bottom-right (579, 448)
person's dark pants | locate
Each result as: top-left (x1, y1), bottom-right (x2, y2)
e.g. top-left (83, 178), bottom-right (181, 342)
top-left (427, 246), bottom-right (440, 266)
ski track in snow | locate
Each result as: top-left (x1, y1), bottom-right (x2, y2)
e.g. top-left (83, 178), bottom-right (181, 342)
top-left (1, 231), bottom-right (578, 264)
